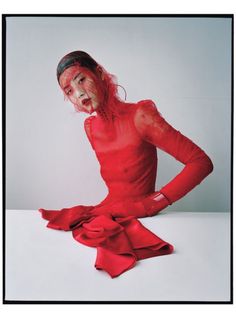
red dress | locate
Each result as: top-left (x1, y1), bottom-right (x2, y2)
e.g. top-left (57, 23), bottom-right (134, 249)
top-left (39, 99), bottom-right (213, 278)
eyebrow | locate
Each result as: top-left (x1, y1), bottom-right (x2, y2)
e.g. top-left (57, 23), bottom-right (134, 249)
top-left (62, 72), bottom-right (82, 90)
top-left (73, 72), bottom-right (82, 81)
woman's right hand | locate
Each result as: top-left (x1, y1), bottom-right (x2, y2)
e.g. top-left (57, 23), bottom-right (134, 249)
top-left (93, 194), bottom-right (169, 218)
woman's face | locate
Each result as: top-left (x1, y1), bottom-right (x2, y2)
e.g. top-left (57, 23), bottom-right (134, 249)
top-left (59, 65), bottom-right (103, 114)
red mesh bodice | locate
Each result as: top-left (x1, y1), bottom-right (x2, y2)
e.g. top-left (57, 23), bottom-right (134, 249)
top-left (86, 102), bottom-right (157, 203)
top-left (39, 99), bottom-right (213, 278)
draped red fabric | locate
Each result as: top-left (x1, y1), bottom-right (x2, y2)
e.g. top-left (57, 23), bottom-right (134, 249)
top-left (39, 99), bottom-right (213, 278)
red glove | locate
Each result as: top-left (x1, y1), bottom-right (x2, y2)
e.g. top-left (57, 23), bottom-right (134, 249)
top-left (141, 192), bottom-right (170, 216)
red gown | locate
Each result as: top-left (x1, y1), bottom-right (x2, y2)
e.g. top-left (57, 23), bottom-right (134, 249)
top-left (39, 99), bottom-right (213, 278)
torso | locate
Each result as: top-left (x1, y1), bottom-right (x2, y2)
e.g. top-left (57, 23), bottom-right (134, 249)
top-left (86, 101), bottom-right (158, 204)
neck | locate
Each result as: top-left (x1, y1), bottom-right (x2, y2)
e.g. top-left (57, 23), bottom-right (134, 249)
top-left (96, 98), bottom-right (122, 122)
top-left (96, 106), bottom-right (112, 122)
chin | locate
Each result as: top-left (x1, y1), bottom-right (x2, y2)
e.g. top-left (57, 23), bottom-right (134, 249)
top-left (92, 102), bottom-right (99, 111)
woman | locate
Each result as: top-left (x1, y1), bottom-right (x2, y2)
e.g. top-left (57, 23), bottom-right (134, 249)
top-left (39, 51), bottom-right (214, 278)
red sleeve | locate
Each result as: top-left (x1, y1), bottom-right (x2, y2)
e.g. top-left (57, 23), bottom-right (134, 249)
top-left (134, 100), bottom-right (214, 204)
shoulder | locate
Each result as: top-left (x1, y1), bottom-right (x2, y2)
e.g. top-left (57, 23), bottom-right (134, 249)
top-left (133, 99), bottom-right (162, 133)
top-left (84, 116), bottom-right (96, 144)
top-left (134, 99), bottom-right (161, 120)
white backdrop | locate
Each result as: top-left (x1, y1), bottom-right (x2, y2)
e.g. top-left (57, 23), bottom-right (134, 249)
top-left (6, 16), bottom-right (231, 212)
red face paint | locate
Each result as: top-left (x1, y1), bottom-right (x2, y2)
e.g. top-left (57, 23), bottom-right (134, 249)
top-left (59, 65), bottom-right (105, 114)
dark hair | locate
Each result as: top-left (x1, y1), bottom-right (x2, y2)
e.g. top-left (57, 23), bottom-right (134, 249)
top-left (56, 51), bottom-right (98, 82)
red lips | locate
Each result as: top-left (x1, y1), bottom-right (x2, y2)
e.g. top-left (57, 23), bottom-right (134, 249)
top-left (82, 98), bottom-right (91, 105)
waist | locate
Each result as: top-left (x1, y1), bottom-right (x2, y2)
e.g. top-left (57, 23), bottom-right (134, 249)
top-left (103, 181), bottom-right (155, 203)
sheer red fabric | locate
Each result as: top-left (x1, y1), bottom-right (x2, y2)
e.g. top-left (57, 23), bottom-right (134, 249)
top-left (39, 99), bottom-right (213, 278)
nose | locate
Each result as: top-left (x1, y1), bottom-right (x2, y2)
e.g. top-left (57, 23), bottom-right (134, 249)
top-left (74, 89), bottom-right (85, 99)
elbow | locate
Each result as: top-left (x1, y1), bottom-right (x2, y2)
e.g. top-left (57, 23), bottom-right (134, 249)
top-left (203, 154), bottom-right (214, 176)
top-left (209, 158), bottom-right (214, 174)
top-left (192, 152), bottom-right (214, 177)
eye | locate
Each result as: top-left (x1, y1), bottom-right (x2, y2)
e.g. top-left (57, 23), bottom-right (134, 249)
top-left (78, 77), bottom-right (85, 84)
top-left (65, 89), bottom-right (72, 96)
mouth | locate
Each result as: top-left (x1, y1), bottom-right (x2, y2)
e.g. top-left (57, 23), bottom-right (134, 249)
top-left (82, 98), bottom-right (91, 106)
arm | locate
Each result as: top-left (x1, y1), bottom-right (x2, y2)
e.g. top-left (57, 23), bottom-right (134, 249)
top-left (133, 100), bottom-right (213, 213)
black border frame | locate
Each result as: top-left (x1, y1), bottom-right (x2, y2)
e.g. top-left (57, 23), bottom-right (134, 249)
top-left (2, 13), bottom-right (234, 305)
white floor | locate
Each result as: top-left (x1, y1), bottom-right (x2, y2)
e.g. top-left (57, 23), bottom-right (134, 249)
top-left (5, 210), bottom-right (231, 302)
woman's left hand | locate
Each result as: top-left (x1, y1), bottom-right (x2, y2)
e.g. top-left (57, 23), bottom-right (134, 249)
top-left (141, 192), bottom-right (170, 216)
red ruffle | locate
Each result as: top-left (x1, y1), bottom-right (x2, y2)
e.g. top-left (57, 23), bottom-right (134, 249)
top-left (39, 206), bottom-right (173, 278)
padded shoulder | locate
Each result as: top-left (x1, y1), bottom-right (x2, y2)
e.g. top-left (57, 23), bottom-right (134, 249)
top-left (134, 100), bottom-right (170, 141)
top-left (84, 116), bottom-right (95, 149)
